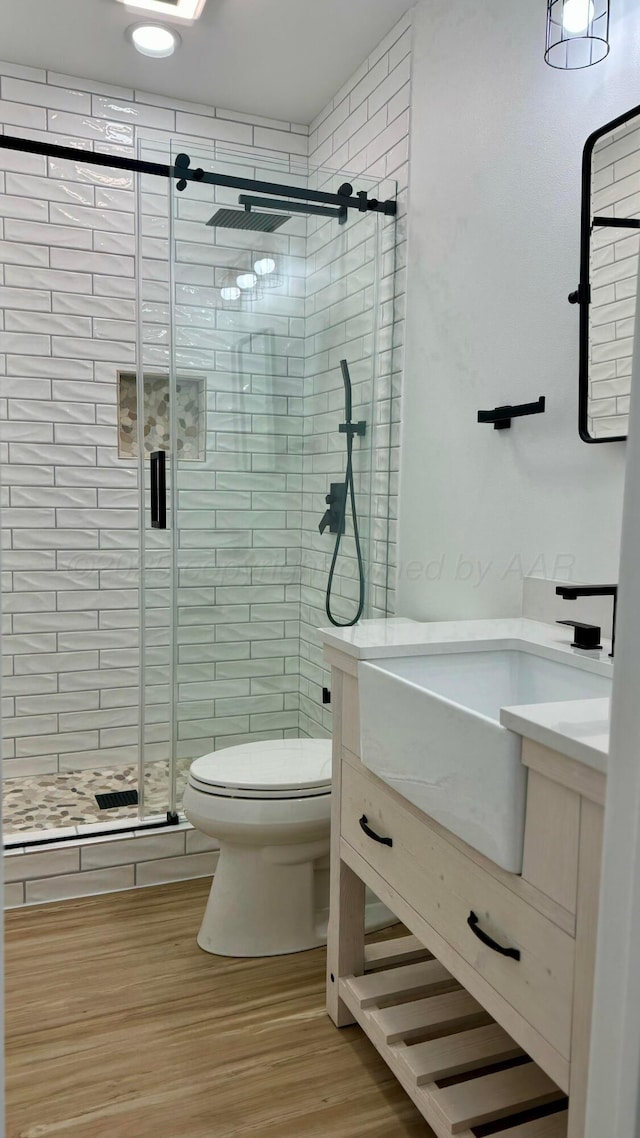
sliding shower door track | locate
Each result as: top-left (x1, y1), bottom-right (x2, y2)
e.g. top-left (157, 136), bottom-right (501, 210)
top-left (4, 812), bottom-right (181, 852)
top-left (0, 133), bottom-right (397, 217)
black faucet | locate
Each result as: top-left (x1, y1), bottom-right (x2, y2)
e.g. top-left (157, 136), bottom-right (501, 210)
top-left (556, 584), bottom-right (618, 658)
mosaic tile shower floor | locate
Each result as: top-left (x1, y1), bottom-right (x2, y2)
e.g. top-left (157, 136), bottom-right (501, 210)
top-left (2, 762), bottom-right (190, 835)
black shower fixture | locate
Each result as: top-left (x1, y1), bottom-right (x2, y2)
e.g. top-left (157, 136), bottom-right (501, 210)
top-left (239, 194), bottom-right (348, 224)
top-left (322, 360), bottom-right (366, 628)
top-left (206, 207), bottom-right (290, 232)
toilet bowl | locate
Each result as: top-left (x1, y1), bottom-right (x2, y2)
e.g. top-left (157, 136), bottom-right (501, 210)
top-left (183, 738), bottom-right (393, 957)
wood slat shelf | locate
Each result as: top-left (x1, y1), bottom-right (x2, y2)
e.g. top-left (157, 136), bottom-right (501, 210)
top-left (401, 1022), bottom-right (524, 1085)
top-left (364, 933), bottom-right (432, 971)
top-left (348, 957), bottom-right (455, 1008)
top-left (374, 988), bottom-right (490, 1045)
top-left (340, 948), bottom-right (567, 1138)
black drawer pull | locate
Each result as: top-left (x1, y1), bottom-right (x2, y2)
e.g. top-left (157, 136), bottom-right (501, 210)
top-left (467, 911), bottom-right (521, 960)
top-left (359, 815), bottom-right (393, 847)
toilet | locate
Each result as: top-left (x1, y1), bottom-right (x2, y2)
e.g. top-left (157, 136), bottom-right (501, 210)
top-left (183, 737), bottom-right (393, 957)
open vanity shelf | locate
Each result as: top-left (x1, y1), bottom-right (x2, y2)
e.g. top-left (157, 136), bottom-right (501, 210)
top-left (349, 936), bottom-right (568, 1136)
top-left (325, 644), bottom-right (605, 1138)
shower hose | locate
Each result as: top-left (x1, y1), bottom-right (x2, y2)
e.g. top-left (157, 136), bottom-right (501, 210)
top-left (325, 360), bottom-right (366, 628)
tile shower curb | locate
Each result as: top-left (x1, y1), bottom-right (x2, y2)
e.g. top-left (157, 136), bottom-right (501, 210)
top-left (4, 819), bottom-right (220, 908)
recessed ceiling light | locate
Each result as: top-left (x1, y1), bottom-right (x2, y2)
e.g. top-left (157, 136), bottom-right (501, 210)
top-left (128, 23), bottom-right (180, 57)
top-left (117, 0), bottom-right (206, 21)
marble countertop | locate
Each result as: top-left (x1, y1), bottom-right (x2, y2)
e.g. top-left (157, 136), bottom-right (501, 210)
top-left (499, 698), bottom-right (609, 774)
top-left (321, 616), bottom-right (612, 770)
top-left (321, 616), bottom-right (612, 671)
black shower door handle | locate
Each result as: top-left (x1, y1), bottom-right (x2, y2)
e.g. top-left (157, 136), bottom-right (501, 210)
top-left (150, 451), bottom-right (167, 529)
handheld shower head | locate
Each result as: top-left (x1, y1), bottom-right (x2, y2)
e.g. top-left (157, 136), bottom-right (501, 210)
top-left (324, 359), bottom-right (366, 628)
top-left (340, 358), bottom-right (353, 423)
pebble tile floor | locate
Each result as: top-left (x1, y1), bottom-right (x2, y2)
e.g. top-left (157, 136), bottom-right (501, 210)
top-left (2, 762), bottom-right (190, 834)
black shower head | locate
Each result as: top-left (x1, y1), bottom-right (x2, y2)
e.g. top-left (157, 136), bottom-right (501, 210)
top-left (206, 207), bottom-right (291, 232)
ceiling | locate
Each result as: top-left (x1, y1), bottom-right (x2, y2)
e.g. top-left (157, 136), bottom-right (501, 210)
top-left (0, 0), bottom-right (414, 124)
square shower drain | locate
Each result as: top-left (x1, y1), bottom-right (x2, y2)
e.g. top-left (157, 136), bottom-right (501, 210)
top-left (95, 789), bottom-right (139, 810)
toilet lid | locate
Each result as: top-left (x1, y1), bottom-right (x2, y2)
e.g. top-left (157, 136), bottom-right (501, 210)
top-left (188, 738), bottom-right (332, 799)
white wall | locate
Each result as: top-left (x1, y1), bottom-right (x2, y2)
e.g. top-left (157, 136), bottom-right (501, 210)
top-left (397, 0), bottom-right (640, 621)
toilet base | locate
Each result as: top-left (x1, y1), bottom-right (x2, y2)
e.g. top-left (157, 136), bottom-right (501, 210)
top-left (197, 842), bottom-right (396, 958)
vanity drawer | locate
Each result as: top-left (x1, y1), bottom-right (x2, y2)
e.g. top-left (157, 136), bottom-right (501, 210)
top-left (341, 760), bottom-right (575, 1061)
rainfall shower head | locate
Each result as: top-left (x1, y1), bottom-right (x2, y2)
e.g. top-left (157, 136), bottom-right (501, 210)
top-left (206, 207), bottom-right (291, 232)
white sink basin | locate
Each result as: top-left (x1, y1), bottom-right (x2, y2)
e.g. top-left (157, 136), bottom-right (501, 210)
top-left (359, 648), bottom-right (612, 872)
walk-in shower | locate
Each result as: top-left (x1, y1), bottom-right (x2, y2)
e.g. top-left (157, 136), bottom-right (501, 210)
top-left (0, 130), bottom-right (398, 842)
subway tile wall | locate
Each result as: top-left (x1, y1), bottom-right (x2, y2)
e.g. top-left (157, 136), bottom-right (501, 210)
top-left (0, 13), bottom-right (410, 786)
top-left (5, 820), bottom-right (219, 906)
top-left (300, 13), bottom-right (410, 736)
top-left (0, 65), bottom-right (312, 783)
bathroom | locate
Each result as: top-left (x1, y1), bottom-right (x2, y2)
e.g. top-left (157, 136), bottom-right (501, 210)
top-left (0, 0), bottom-right (639, 1133)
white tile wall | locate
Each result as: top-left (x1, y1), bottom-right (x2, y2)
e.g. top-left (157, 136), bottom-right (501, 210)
top-left (4, 821), bottom-right (219, 907)
top-left (300, 12), bottom-right (411, 737)
top-left (0, 63), bottom-right (311, 780)
top-left (0, 16), bottom-right (409, 787)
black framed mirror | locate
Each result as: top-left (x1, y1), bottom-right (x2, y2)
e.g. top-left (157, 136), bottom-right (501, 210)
top-left (576, 103), bottom-right (640, 443)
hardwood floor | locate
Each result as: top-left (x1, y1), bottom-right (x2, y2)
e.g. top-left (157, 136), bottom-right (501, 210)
top-left (5, 879), bottom-right (432, 1138)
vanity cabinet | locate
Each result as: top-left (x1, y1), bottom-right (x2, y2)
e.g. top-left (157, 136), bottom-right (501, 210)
top-left (326, 648), bottom-right (605, 1138)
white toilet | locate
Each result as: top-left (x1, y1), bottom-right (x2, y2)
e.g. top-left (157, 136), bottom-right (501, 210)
top-left (183, 737), bottom-right (392, 957)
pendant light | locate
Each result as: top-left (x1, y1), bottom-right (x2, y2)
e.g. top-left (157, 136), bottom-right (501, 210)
top-left (545, 0), bottom-right (610, 69)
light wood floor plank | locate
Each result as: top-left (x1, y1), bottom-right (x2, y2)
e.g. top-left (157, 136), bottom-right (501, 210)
top-left (5, 880), bottom-right (434, 1138)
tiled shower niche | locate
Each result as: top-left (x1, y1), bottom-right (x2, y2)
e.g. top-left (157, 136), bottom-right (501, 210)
top-left (118, 372), bottom-right (206, 461)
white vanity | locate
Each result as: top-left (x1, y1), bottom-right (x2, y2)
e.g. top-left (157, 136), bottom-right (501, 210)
top-left (324, 618), bottom-right (611, 1138)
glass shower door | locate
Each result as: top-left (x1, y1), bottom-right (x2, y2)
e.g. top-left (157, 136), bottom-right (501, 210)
top-left (136, 138), bottom-right (395, 819)
top-left (167, 143), bottom-right (307, 807)
top-left (136, 150), bottom-right (176, 820)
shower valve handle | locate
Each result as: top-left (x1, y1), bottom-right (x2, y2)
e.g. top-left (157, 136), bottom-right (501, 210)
top-left (318, 483), bottom-right (347, 536)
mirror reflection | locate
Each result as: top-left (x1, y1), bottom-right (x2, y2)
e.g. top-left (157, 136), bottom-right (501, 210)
top-left (585, 111), bottom-right (640, 440)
